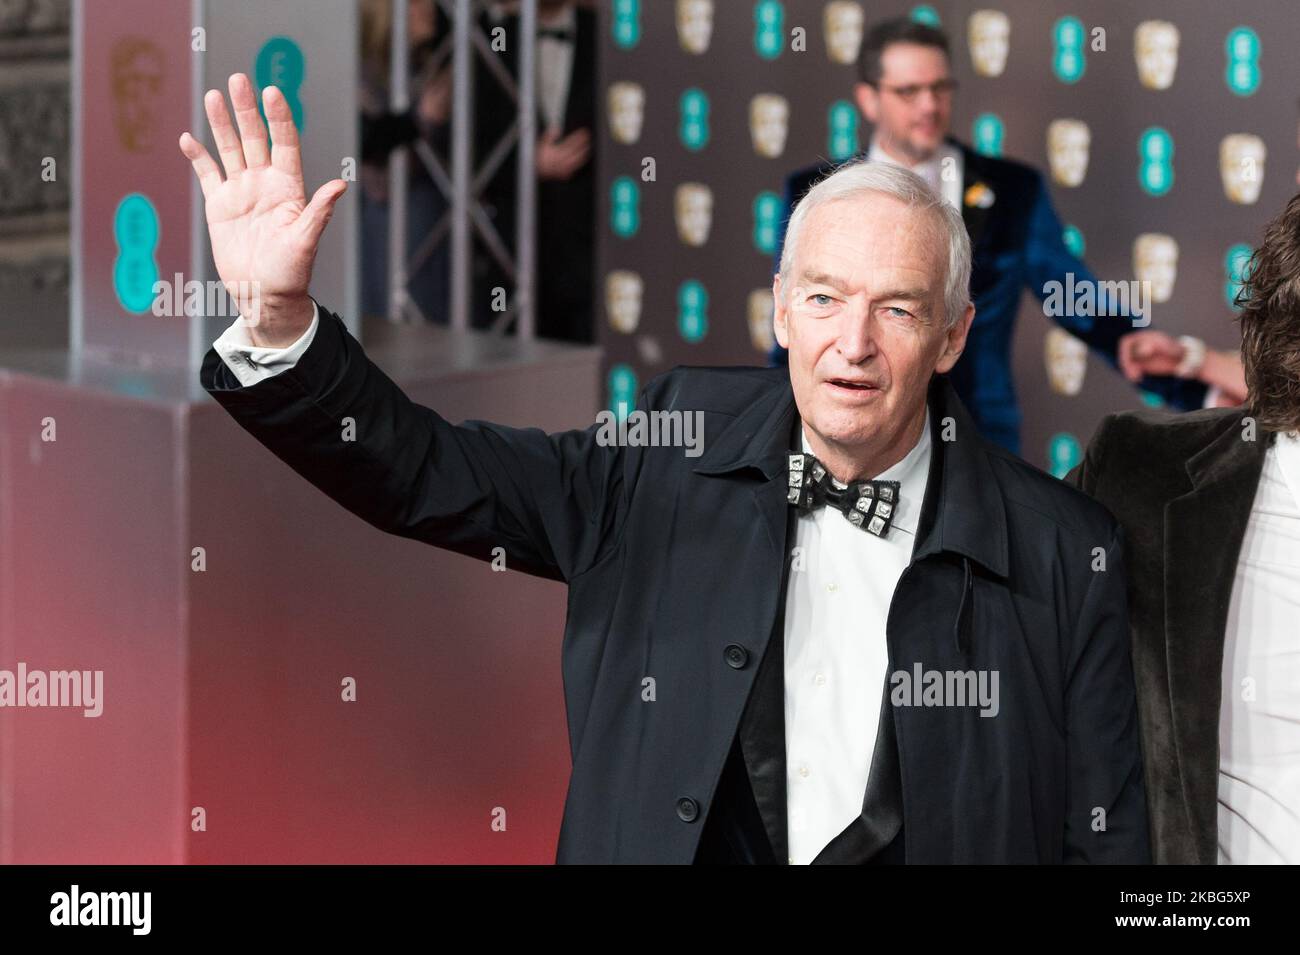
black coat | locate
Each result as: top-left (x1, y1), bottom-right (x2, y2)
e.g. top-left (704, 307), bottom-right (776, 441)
top-left (201, 302), bottom-right (1150, 863)
top-left (1069, 405), bottom-right (1270, 864)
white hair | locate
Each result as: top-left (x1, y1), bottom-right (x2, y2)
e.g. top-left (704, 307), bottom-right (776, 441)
top-left (777, 159), bottom-right (972, 329)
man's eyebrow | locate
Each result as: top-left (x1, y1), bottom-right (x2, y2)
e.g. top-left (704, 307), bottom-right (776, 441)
top-left (799, 270), bottom-right (851, 292)
top-left (875, 287), bottom-right (931, 303)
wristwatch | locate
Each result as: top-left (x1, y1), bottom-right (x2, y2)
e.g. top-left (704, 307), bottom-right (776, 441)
top-left (1175, 335), bottom-right (1207, 378)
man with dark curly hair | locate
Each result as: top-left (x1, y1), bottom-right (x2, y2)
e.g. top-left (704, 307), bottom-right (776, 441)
top-left (1069, 193), bottom-right (1300, 865)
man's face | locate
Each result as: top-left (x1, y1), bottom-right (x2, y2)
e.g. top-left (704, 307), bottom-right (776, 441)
top-left (855, 43), bottom-right (952, 162)
top-left (773, 193), bottom-right (972, 461)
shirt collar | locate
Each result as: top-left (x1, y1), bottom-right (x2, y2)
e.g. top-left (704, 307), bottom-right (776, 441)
top-left (799, 408), bottom-right (932, 536)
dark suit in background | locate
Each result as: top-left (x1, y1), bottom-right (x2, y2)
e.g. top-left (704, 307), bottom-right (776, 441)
top-left (477, 6), bottom-right (597, 342)
top-left (770, 140), bottom-right (1208, 455)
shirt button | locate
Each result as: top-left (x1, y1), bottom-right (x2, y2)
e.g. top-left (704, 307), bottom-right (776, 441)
top-left (814, 672), bottom-right (826, 686)
top-left (799, 764), bottom-right (810, 777)
top-left (826, 582), bottom-right (837, 593)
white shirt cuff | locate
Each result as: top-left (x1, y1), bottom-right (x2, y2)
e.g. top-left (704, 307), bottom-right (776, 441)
top-left (1203, 385), bottom-right (1223, 409)
top-left (213, 299), bottom-right (320, 388)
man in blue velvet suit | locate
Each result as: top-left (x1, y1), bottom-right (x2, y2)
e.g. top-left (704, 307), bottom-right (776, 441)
top-left (769, 17), bottom-right (1205, 454)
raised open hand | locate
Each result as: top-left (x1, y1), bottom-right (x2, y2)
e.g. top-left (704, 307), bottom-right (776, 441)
top-left (178, 73), bottom-right (346, 347)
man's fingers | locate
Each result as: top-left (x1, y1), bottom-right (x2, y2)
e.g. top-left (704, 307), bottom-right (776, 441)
top-left (203, 89), bottom-right (246, 180)
top-left (263, 86), bottom-right (303, 184)
top-left (179, 132), bottom-right (223, 200)
top-left (228, 73), bottom-right (271, 169)
top-left (298, 179), bottom-right (348, 249)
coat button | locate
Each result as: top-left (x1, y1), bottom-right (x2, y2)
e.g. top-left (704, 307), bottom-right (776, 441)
top-left (676, 797), bottom-right (700, 823)
top-left (724, 644), bottom-right (749, 669)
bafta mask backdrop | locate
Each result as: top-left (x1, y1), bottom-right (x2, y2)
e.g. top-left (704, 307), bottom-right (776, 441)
top-left (1220, 133), bottom-right (1266, 205)
top-left (110, 36), bottom-right (166, 152)
top-left (675, 183), bottom-right (714, 246)
top-left (968, 10), bottom-right (1010, 78)
top-left (747, 288), bottom-right (776, 354)
top-left (597, 2), bottom-right (1295, 481)
top-left (675, 0), bottom-right (714, 55)
top-left (1133, 233), bottom-right (1179, 304)
top-left (823, 1), bottom-right (865, 66)
top-left (1047, 119), bottom-right (1090, 187)
top-left (1045, 328), bottom-right (1088, 397)
top-left (749, 94), bottom-right (790, 158)
top-left (1134, 20), bottom-right (1179, 90)
top-left (607, 81), bottom-right (645, 145)
top-left (605, 270), bottom-right (644, 334)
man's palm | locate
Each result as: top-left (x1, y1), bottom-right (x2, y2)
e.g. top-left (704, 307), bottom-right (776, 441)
top-left (179, 73), bottom-right (345, 346)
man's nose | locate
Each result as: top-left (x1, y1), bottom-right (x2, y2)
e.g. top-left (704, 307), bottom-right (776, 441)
top-left (836, 304), bottom-right (877, 363)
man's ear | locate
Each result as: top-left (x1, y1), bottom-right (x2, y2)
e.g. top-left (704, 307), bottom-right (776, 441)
top-left (853, 82), bottom-right (878, 125)
top-left (935, 302), bottom-right (975, 374)
top-left (773, 274), bottom-right (790, 349)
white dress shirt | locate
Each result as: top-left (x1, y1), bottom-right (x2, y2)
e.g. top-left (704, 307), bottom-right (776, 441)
top-left (783, 412), bottom-right (932, 864)
top-left (537, 6), bottom-right (576, 133)
top-left (212, 301), bottom-right (320, 388)
top-left (1217, 429), bottom-right (1300, 864)
top-left (867, 135), bottom-right (963, 211)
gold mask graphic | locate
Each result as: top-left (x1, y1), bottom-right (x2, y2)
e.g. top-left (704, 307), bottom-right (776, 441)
top-left (1133, 234), bottom-right (1178, 304)
top-left (968, 10), bottom-right (1010, 78)
top-left (1045, 328), bottom-right (1088, 397)
top-left (607, 82), bottom-right (645, 145)
top-left (676, 0), bottom-right (714, 54)
top-left (824, 1), bottom-right (865, 65)
top-left (1047, 119), bottom-right (1090, 187)
top-left (749, 94), bottom-right (790, 158)
top-left (1220, 133), bottom-right (1266, 205)
top-left (1134, 20), bottom-right (1179, 90)
top-left (748, 289), bottom-right (776, 354)
top-left (111, 37), bottom-right (166, 153)
top-left (606, 270), bottom-right (644, 334)
top-left (675, 183), bottom-right (714, 246)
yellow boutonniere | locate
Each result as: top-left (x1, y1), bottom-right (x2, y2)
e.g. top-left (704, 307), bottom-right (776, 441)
top-left (964, 182), bottom-right (996, 209)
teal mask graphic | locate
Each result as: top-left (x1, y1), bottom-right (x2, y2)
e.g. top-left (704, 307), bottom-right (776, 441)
top-left (610, 176), bottom-right (640, 237)
top-left (1138, 127), bottom-right (1174, 196)
top-left (679, 88), bottom-right (710, 151)
top-left (1052, 16), bottom-right (1086, 84)
top-left (1062, 224), bottom-right (1085, 257)
top-left (827, 100), bottom-right (858, 161)
top-left (112, 192), bottom-right (160, 315)
top-left (1225, 243), bottom-right (1253, 310)
top-left (678, 280), bottom-right (709, 342)
top-left (910, 5), bottom-right (940, 27)
top-left (1047, 433), bottom-right (1082, 479)
top-left (608, 363), bottom-right (638, 420)
top-left (611, 0), bottom-right (641, 50)
top-left (753, 192), bottom-right (781, 255)
top-left (1224, 27), bottom-right (1260, 96)
top-left (1139, 391), bottom-right (1164, 409)
top-left (972, 113), bottom-right (1004, 157)
top-left (754, 1), bottom-right (784, 60)
top-left (255, 37), bottom-right (305, 132)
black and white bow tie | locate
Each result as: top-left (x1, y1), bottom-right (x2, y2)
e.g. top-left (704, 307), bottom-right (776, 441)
top-left (787, 452), bottom-right (901, 539)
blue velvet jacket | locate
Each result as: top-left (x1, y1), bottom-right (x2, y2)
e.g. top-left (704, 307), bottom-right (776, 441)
top-left (769, 139), bottom-right (1206, 455)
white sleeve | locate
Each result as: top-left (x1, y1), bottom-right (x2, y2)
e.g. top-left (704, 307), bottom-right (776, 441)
top-left (212, 299), bottom-right (320, 388)
top-left (1202, 385), bottom-right (1223, 409)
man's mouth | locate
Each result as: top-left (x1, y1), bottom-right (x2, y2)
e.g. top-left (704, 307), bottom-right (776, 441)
top-left (826, 378), bottom-right (880, 393)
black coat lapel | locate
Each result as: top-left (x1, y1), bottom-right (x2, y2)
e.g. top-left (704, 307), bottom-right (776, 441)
top-left (1162, 417), bottom-right (1268, 861)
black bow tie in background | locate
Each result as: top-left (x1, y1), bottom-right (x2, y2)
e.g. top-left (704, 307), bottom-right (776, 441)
top-left (787, 452), bottom-right (901, 539)
top-left (538, 26), bottom-right (574, 41)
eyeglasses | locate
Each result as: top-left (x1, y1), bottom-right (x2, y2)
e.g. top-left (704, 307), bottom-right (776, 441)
top-left (873, 79), bottom-right (959, 104)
